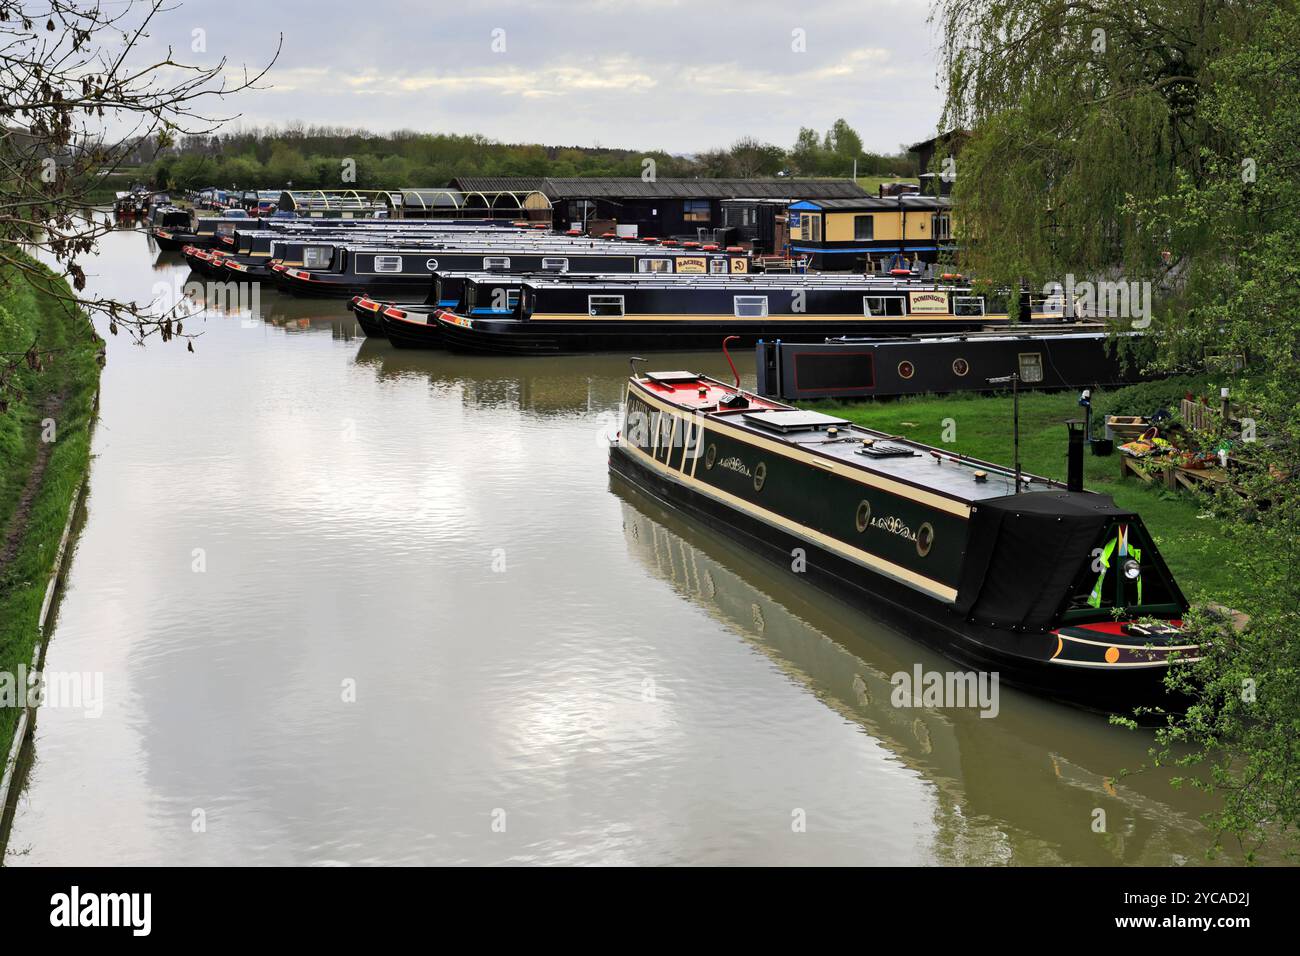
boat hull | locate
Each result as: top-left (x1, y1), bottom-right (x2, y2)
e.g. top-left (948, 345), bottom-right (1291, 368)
top-left (379, 312), bottom-right (445, 349)
top-left (436, 316), bottom-right (1006, 355)
top-left (608, 443), bottom-right (1186, 715)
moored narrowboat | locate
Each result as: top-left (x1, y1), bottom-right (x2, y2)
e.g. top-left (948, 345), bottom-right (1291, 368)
top-left (756, 330), bottom-right (1153, 401)
top-left (431, 274), bottom-right (1042, 354)
top-left (608, 364), bottom-right (1195, 712)
top-left (275, 241), bottom-right (749, 298)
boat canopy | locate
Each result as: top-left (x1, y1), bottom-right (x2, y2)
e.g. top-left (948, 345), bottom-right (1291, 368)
top-left (954, 491), bottom-right (1187, 630)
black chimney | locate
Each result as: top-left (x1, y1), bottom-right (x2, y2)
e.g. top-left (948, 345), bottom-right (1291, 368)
top-left (1065, 419), bottom-right (1086, 492)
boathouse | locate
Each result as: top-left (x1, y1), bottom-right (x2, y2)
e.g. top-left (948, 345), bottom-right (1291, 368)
top-left (788, 195), bottom-right (955, 271)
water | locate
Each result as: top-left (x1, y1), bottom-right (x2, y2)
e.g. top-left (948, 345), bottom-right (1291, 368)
top-left (4, 225), bottom-right (1246, 865)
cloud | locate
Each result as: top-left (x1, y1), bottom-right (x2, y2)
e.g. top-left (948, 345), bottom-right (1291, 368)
top-left (118, 0), bottom-right (944, 153)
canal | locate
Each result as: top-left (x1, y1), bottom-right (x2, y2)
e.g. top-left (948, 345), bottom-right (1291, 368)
top-left (5, 224), bottom-right (1244, 865)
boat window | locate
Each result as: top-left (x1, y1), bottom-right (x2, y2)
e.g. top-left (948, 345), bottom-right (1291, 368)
top-left (303, 246), bottom-right (332, 269)
top-left (480, 287), bottom-right (520, 313)
top-left (864, 295), bottom-right (906, 317)
top-left (916, 523), bottom-right (935, 557)
top-left (854, 215), bottom-right (874, 241)
top-left (855, 500), bottom-right (872, 533)
top-left (589, 295), bottom-right (625, 317)
top-left (541, 257), bottom-right (569, 272)
top-left (655, 413), bottom-right (677, 463)
top-left (638, 259), bottom-right (673, 273)
top-left (1018, 352), bottom-right (1045, 383)
top-left (484, 256), bottom-right (511, 270)
top-left (953, 295), bottom-right (985, 316)
top-left (933, 212), bottom-right (952, 240)
top-left (683, 200), bottom-right (710, 223)
top-left (374, 255), bottom-right (403, 273)
top-left (804, 214), bottom-right (822, 243)
top-left (734, 295), bottom-right (769, 318)
top-left (623, 396), bottom-right (654, 451)
top-left (710, 258), bottom-right (728, 274)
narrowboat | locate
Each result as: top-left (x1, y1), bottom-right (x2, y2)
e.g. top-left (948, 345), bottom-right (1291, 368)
top-left (148, 207), bottom-right (197, 250)
top-left (608, 363), bottom-right (1195, 712)
top-left (218, 223), bottom-right (528, 280)
top-left (430, 275), bottom-right (1037, 354)
top-left (275, 241), bottom-right (749, 298)
top-left (373, 273), bottom-right (529, 348)
top-left (756, 330), bottom-right (1153, 401)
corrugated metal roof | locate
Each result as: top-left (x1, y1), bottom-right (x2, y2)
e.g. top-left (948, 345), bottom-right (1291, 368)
top-left (448, 177), bottom-right (549, 193)
top-left (790, 196), bottom-right (952, 211)
top-left (540, 177), bottom-right (869, 200)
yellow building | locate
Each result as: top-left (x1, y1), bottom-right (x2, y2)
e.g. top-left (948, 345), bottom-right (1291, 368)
top-left (789, 196), bottom-right (955, 270)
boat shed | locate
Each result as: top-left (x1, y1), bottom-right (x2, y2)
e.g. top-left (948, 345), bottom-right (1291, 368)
top-left (276, 189), bottom-right (390, 218)
top-left (788, 195), bottom-right (955, 271)
top-left (399, 183), bottom-right (552, 221)
top-left (535, 177), bottom-right (869, 242)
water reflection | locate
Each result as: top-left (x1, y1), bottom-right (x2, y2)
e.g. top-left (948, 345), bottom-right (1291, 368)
top-left (610, 477), bottom-right (1238, 865)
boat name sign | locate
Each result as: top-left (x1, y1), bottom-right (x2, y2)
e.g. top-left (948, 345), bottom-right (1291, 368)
top-left (869, 513), bottom-right (918, 542)
top-left (717, 456), bottom-right (752, 478)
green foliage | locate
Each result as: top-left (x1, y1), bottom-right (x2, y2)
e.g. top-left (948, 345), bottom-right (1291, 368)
top-left (146, 123), bottom-right (908, 190)
top-left (789, 119), bottom-right (912, 178)
top-left (1090, 373), bottom-right (1219, 421)
top-left (935, 0), bottom-right (1300, 858)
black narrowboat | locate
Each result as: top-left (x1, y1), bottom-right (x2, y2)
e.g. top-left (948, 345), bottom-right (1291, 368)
top-left (373, 273), bottom-right (528, 348)
top-left (275, 241), bottom-right (749, 298)
top-left (608, 366), bottom-right (1195, 712)
top-left (431, 275), bottom-right (1042, 354)
top-left (756, 330), bottom-right (1153, 400)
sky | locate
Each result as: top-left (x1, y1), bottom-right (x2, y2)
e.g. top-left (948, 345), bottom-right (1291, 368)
top-left (125, 0), bottom-right (945, 155)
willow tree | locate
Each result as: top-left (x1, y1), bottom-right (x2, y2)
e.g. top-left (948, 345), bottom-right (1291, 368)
top-left (934, 0), bottom-right (1249, 283)
top-left (934, 0), bottom-right (1300, 861)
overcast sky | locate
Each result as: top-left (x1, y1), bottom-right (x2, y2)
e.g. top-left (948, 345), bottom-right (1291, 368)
top-left (132, 0), bottom-right (944, 155)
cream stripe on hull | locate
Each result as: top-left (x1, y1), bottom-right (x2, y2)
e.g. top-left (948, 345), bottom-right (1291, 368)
top-left (624, 384), bottom-right (963, 603)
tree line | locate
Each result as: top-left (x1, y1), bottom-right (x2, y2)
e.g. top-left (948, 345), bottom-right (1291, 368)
top-left (146, 119), bottom-right (915, 190)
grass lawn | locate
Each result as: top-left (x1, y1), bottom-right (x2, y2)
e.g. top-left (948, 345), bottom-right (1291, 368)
top-left (803, 389), bottom-right (1234, 604)
top-left (855, 176), bottom-right (917, 194)
top-left (0, 256), bottom-right (102, 780)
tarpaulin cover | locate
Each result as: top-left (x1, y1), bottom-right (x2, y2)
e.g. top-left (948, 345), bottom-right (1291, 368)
top-left (955, 491), bottom-right (1131, 631)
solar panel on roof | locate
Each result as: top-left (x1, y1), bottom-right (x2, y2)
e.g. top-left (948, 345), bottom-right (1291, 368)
top-left (645, 371), bottom-right (699, 384)
top-left (742, 410), bottom-right (851, 433)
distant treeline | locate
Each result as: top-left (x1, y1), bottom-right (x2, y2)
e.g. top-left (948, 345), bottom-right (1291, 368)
top-left (145, 119), bottom-right (916, 191)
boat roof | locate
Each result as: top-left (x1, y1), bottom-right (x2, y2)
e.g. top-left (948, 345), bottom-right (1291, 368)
top-left (516, 274), bottom-right (977, 292)
top-left (631, 373), bottom-right (1060, 505)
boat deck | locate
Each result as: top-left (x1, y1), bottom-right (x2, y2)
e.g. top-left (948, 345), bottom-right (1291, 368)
top-left (638, 373), bottom-right (1060, 504)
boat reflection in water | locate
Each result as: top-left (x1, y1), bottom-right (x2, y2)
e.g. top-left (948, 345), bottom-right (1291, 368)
top-left (353, 338), bottom-right (755, 418)
top-left (610, 476), bottom-right (1239, 865)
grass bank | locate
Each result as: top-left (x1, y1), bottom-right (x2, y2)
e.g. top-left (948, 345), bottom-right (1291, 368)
top-left (0, 254), bottom-right (102, 786)
top-left (803, 381), bottom-right (1237, 604)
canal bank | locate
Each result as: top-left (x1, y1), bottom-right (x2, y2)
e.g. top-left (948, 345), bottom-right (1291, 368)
top-left (0, 254), bottom-right (103, 838)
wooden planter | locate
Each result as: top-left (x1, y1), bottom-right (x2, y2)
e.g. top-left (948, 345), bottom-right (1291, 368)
top-left (1105, 416), bottom-right (1149, 443)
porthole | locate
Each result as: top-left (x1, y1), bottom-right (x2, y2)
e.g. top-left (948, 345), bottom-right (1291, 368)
top-left (855, 500), bottom-right (872, 533)
top-left (916, 522), bottom-right (935, 557)
top-left (753, 461), bottom-right (767, 491)
top-left (952, 358), bottom-right (969, 377)
top-left (705, 444), bottom-right (717, 469)
top-left (898, 360), bottom-right (915, 380)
